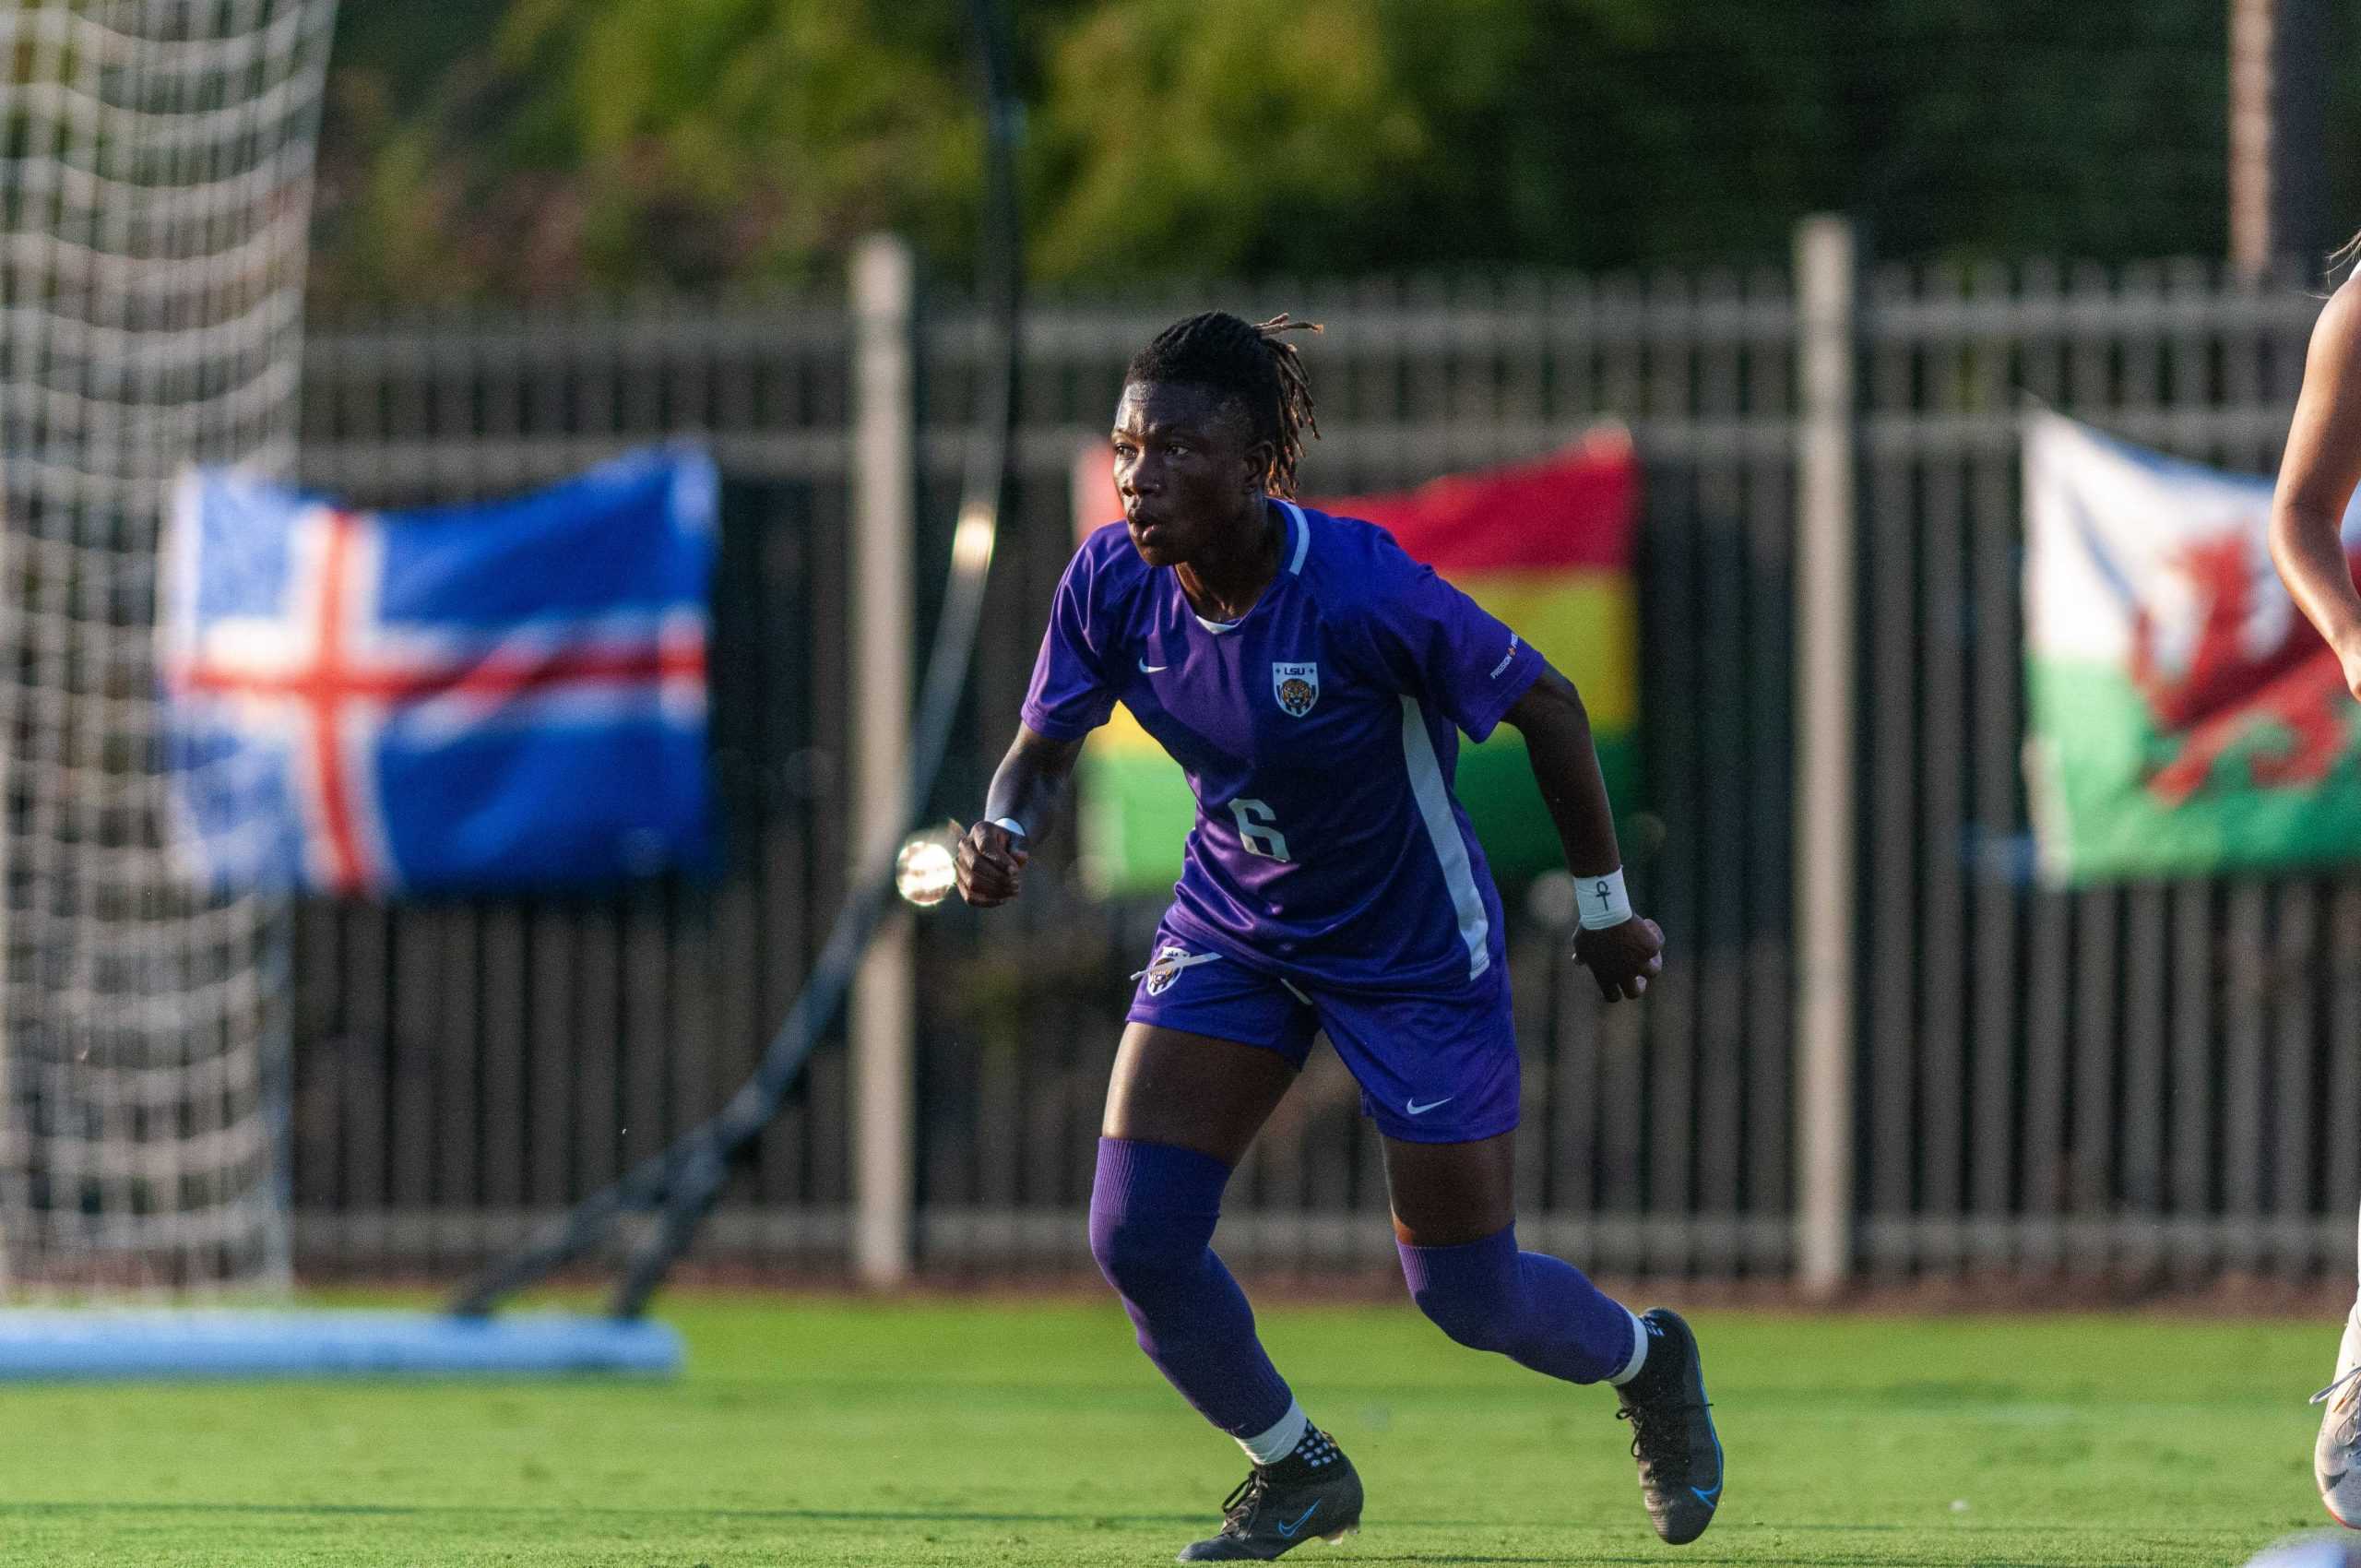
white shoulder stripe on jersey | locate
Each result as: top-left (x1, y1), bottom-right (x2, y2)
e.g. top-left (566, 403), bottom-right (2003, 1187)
top-left (1278, 500), bottom-right (1311, 575)
top-left (1398, 695), bottom-right (1490, 981)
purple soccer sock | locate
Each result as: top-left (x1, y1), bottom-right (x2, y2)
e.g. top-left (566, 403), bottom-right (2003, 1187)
top-left (1397, 1223), bottom-right (1638, 1385)
top-left (1088, 1136), bottom-right (1297, 1439)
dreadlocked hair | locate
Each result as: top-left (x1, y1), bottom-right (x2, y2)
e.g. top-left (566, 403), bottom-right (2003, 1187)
top-left (1124, 311), bottom-right (1323, 496)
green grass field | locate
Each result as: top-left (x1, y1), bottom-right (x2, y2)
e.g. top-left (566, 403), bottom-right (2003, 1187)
top-left (0, 1294), bottom-right (2341, 1566)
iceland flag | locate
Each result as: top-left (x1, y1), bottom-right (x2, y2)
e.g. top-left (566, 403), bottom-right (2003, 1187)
top-left (160, 447), bottom-right (717, 897)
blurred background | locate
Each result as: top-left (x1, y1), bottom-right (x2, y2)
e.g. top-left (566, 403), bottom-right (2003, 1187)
top-left (310, 0), bottom-right (2343, 302)
top-left (12, 0), bottom-right (2361, 1304)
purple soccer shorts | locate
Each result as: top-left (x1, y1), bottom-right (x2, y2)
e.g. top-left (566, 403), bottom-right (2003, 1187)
top-left (1125, 920), bottom-right (1520, 1145)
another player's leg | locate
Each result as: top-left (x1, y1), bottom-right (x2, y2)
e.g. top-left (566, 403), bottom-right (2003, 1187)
top-left (1384, 1133), bottom-right (1723, 1546)
top-left (2313, 1206), bottom-right (2361, 1526)
top-left (1095, 1018), bottom-right (1364, 1561)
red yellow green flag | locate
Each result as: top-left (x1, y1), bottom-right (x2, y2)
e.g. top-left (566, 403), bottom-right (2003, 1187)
top-left (1068, 432), bottom-right (1640, 894)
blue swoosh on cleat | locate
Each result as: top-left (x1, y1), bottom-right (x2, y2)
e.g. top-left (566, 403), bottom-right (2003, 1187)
top-left (1692, 1484), bottom-right (1721, 1504)
top-left (1274, 1504), bottom-right (1319, 1538)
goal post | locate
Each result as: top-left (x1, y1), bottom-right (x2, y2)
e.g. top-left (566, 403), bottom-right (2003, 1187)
top-left (0, 0), bottom-right (340, 1293)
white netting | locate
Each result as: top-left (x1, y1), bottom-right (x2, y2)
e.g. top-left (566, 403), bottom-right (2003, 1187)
top-left (0, 0), bottom-right (338, 1291)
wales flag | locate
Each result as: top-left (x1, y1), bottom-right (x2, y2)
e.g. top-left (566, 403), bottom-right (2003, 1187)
top-left (1071, 431), bottom-right (1640, 894)
top-left (2023, 410), bottom-right (2361, 883)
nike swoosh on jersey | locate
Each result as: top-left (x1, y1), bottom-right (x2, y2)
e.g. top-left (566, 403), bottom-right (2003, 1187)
top-left (1405, 1096), bottom-right (1455, 1115)
top-left (1138, 659), bottom-right (1168, 672)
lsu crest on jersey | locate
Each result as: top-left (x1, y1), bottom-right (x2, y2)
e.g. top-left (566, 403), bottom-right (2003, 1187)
top-left (1272, 661), bottom-right (1319, 718)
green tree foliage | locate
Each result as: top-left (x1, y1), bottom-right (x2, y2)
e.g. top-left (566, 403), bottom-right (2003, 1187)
top-left (311, 0), bottom-right (2346, 304)
top-left (316, 0), bottom-right (993, 304)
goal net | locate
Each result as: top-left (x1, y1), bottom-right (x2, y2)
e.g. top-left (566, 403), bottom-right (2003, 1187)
top-left (0, 0), bottom-right (338, 1292)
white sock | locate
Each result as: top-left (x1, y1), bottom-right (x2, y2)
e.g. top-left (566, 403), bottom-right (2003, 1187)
top-left (1239, 1401), bottom-right (1309, 1466)
top-left (2341, 1210), bottom-right (2361, 1379)
top-left (1606, 1310), bottom-right (1650, 1386)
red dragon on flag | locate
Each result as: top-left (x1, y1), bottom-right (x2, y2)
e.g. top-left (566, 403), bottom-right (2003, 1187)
top-left (2126, 532), bottom-right (2351, 804)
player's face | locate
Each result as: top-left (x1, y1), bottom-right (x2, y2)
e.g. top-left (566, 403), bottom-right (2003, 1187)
top-left (1110, 380), bottom-right (1266, 568)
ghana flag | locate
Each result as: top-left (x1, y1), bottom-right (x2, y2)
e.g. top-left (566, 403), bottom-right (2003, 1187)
top-left (1071, 430), bottom-right (1641, 894)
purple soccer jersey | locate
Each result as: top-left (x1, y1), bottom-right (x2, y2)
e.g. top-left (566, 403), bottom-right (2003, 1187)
top-left (1021, 500), bottom-right (1545, 992)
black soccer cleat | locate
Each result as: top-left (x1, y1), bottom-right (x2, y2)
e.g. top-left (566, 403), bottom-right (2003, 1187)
top-left (1176, 1427), bottom-right (1364, 1562)
top-left (1613, 1308), bottom-right (1723, 1546)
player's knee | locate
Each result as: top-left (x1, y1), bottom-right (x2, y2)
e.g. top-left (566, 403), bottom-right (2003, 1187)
top-left (1087, 1205), bottom-right (1204, 1299)
top-left (1406, 1274), bottom-right (1518, 1355)
top-left (1088, 1138), bottom-right (1227, 1301)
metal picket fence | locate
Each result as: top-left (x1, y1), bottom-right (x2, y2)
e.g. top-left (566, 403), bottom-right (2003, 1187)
top-left (291, 302), bottom-right (860, 1269)
top-left (282, 228), bottom-right (2351, 1287)
top-left (1845, 255), bottom-right (2343, 1279)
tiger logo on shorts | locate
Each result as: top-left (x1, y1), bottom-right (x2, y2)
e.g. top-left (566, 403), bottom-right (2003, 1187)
top-left (1134, 944), bottom-right (1220, 996)
top-left (1272, 660), bottom-right (1319, 718)
top-left (1142, 946), bottom-right (1190, 995)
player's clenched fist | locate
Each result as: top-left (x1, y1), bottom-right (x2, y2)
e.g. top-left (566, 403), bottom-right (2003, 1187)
top-left (954, 820), bottom-right (1028, 908)
top-left (1572, 917), bottom-right (1664, 1004)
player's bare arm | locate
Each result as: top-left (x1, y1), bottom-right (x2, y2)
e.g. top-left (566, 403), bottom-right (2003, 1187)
top-left (2273, 273), bottom-right (2361, 1533)
top-left (2271, 278), bottom-right (2361, 701)
top-left (1501, 663), bottom-right (1663, 1003)
top-left (955, 723), bottom-right (1080, 908)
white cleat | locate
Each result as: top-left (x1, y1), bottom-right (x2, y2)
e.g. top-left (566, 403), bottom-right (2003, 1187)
top-left (2314, 1361), bottom-right (2361, 1528)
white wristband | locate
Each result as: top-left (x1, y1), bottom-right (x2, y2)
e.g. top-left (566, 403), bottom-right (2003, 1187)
top-left (989, 815), bottom-right (1027, 842)
top-left (1576, 867), bottom-right (1633, 930)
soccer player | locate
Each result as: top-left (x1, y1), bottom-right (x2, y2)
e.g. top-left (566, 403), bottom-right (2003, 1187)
top-left (2270, 263), bottom-right (2361, 1528)
top-left (955, 311), bottom-right (1722, 1561)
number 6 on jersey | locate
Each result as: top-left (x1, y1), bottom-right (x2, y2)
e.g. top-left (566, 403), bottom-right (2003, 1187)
top-left (1227, 797), bottom-right (1290, 861)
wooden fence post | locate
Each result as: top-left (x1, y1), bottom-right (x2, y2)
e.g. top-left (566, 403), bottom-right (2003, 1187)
top-left (1793, 215), bottom-right (1861, 1296)
top-left (850, 234), bottom-right (918, 1287)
